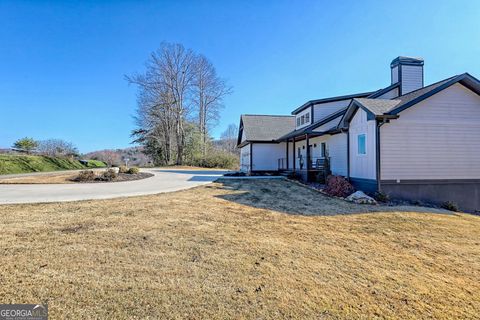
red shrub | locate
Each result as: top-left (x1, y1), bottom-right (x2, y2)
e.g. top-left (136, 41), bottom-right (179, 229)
top-left (323, 175), bottom-right (355, 197)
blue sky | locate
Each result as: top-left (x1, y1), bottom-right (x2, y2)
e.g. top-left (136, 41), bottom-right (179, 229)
top-left (1, 0), bottom-right (479, 153)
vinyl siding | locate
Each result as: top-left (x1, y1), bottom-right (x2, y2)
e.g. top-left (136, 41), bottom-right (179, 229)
top-left (381, 83), bottom-right (480, 180)
top-left (295, 108), bottom-right (312, 130)
top-left (400, 65), bottom-right (423, 94)
top-left (391, 66), bottom-right (399, 84)
top-left (251, 143), bottom-right (285, 171)
top-left (349, 108), bottom-right (377, 180)
top-left (328, 133), bottom-right (348, 176)
top-left (313, 100), bottom-right (350, 122)
top-left (311, 116), bottom-right (341, 132)
top-left (239, 145), bottom-right (250, 172)
top-left (377, 87), bottom-right (399, 99)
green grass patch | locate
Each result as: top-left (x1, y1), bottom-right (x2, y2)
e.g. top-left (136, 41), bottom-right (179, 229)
top-left (0, 154), bottom-right (106, 175)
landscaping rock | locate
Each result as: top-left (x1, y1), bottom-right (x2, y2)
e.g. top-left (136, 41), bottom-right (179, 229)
top-left (346, 191), bottom-right (377, 205)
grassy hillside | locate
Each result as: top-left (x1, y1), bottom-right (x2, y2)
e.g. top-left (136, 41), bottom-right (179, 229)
top-left (0, 154), bottom-right (106, 175)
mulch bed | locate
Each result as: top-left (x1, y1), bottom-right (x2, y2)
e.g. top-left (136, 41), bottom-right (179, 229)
top-left (72, 172), bottom-right (154, 183)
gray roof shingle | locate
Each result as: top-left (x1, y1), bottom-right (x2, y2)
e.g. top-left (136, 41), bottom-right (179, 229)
top-left (240, 115), bottom-right (295, 142)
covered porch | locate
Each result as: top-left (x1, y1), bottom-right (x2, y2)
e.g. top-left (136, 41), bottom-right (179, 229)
top-left (277, 132), bottom-right (332, 182)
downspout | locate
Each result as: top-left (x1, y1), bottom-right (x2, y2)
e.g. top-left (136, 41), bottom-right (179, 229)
top-left (376, 118), bottom-right (388, 192)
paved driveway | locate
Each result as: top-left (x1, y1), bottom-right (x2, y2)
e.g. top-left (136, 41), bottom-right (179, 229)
top-left (0, 168), bottom-right (227, 204)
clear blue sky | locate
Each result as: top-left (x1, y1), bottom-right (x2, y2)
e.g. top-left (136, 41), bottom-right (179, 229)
top-left (1, 1), bottom-right (479, 153)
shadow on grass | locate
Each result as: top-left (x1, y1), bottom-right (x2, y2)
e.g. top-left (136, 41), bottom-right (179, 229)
top-left (151, 169), bottom-right (229, 183)
top-left (214, 178), bottom-right (451, 216)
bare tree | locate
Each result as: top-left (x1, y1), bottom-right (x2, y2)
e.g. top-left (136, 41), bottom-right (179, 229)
top-left (192, 55), bottom-right (232, 156)
top-left (37, 139), bottom-right (78, 157)
top-left (88, 150), bottom-right (121, 167)
top-left (127, 42), bottom-right (232, 166)
top-left (128, 42), bottom-right (196, 165)
top-left (220, 123), bottom-right (239, 153)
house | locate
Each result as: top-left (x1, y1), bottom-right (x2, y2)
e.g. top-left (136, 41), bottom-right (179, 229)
top-left (237, 56), bottom-right (480, 212)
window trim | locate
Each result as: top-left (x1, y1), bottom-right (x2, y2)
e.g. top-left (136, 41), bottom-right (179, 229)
top-left (357, 134), bottom-right (367, 155)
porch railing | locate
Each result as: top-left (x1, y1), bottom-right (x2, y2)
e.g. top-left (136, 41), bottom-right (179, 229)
top-left (278, 157), bottom-right (330, 171)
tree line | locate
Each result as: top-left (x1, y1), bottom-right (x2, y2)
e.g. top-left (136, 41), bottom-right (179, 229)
top-left (127, 42), bottom-right (238, 167)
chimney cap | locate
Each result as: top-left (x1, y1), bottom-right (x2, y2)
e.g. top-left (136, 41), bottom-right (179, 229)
top-left (391, 56), bottom-right (424, 68)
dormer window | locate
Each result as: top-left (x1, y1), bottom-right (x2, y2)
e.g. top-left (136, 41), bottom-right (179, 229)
top-left (297, 118), bottom-right (300, 126)
top-left (305, 113), bottom-right (310, 123)
top-left (301, 115), bottom-right (305, 124)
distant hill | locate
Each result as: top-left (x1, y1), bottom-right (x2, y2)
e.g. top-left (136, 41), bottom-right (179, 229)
top-left (84, 146), bottom-right (152, 167)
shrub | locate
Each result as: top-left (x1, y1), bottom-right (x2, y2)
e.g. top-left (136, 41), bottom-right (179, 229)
top-left (99, 168), bottom-right (118, 181)
top-left (323, 175), bottom-right (355, 198)
top-left (441, 201), bottom-right (459, 212)
top-left (188, 152), bottom-right (238, 169)
top-left (118, 165), bottom-right (129, 173)
top-left (127, 167), bottom-right (140, 174)
top-left (374, 191), bottom-right (390, 203)
top-left (73, 170), bottom-right (96, 182)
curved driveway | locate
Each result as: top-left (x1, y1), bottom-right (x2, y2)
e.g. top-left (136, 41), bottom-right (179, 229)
top-left (0, 168), bottom-right (228, 204)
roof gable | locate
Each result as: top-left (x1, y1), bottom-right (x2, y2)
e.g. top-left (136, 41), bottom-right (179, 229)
top-left (342, 73), bottom-right (480, 124)
top-left (291, 91), bottom-right (374, 115)
top-left (237, 114), bottom-right (295, 146)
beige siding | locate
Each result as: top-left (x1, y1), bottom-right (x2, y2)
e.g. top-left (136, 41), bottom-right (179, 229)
top-left (349, 108), bottom-right (377, 180)
top-left (313, 99), bottom-right (350, 122)
top-left (381, 83), bottom-right (480, 180)
top-left (401, 65), bottom-right (423, 94)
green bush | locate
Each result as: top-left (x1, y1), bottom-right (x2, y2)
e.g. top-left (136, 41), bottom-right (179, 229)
top-left (73, 170), bottom-right (96, 182)
top-left (188, 152), bottom-right (238, 169)
top-left (118, 165), bottom-right (129, 173)
top-left (441, 201), bottom-right (459, 212)
top-left (127, 167), bottom-right (140, 174)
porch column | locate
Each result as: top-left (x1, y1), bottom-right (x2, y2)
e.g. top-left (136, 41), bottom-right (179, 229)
top-left (285, 140), bottom-right (289, 169)
top-left (305, 134), bottom-right (311, 172)
top-left (292, 139), bottom-right (296, 172)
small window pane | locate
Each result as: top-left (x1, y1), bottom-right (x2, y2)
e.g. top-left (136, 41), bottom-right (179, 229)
top-left (301, 115), bottom-right (305, 124)
top-left (305, 113), bottom-right (310, 123)
top-left (297, 118), bottom-right (300, 126)
top-left (358, 134), bottom-right (366, 155)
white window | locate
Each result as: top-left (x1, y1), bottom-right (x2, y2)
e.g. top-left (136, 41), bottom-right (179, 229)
top-left (297, 118), bottom-right (300, 126)
top-left (305, 113), bottom-right (310, 123)
top-left (301, 115), bottom-right (305, 124)
top-left (357, 134), bottom-right (366, 155)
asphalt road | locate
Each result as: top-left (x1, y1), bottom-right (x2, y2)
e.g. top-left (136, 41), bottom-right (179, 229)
top-left (0, 168), bottom-right (228, 204)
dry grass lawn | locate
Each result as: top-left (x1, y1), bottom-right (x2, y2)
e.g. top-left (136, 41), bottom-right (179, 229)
top-left (0, 178), bottom-right (479, 319)
top-left (0, 172), bottom-right (78, 184)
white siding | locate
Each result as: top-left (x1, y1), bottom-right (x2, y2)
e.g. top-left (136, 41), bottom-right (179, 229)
top-left (251, 143), bottom-right (286, 171)
top-left (311, 116), bottom-right (341, 132)
top-left (313, 99), bottom-right (350, 122)
top-left (295, 108), bottom-right (312, 130)
top-left (381, 83), bottom-right (480, 180)
top-left (391, 66), bottom-right (399, 84)
top-left (239, 145), bottom-right (250, 172)
top-left (377, 87), bottom-right (399, 99)
top-left (349, 108), bottom-right (377, 180)
top-left (286, 141), bottom-right (295, 170)
top-left (328, 133), bottom-right (348, 176)
top-left (400, 65), bottom-right (423, 94)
